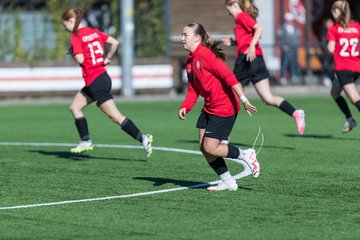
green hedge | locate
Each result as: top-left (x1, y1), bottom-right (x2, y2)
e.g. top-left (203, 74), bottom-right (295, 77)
top-left (0, 0), bottom-right (167, 63)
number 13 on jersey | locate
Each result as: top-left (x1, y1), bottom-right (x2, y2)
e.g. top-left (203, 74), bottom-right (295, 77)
top-left (88, 41), bottom-right (104, 65)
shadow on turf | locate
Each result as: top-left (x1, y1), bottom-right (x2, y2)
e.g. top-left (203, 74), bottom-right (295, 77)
top-left (28, 150), bottom-right (146, 162)
top-left (284, 133), bottom-right (360, 141)
top-left (177, 139), bottom-right (295, 150)
top-left (134, 177), bottom-right (253, 191)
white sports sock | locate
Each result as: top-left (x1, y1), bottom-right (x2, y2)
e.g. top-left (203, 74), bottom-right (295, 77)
top-left (238, 148), bottom-right (245, 158)
top-left (219, 171), bottom-right (233, 181)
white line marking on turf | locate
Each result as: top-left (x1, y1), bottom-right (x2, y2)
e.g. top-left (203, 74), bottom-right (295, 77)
top-left (0, 141), bottom-right (251, 210)
top-left (0, 141), bottom-right (203, 155)
top-left (0, 180), bottom-right (221, 210)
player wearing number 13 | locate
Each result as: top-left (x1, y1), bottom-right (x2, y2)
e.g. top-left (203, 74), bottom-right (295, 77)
top-left (327, 0), bottom-right (360, 126)
top-left (62, 8), bottom-right (153, 158)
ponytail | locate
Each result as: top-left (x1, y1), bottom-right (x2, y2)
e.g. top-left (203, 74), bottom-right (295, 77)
top-left (332, 0), bottom-right (351, 28)
top-left (73, 9), bottom-right (83, 34)
top-left (61, 8), bottom-right (84, 34)
top-left (187, 23), bottom-right (226, 61)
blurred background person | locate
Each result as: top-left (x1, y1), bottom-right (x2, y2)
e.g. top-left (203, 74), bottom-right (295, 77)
top-left (277, 12), bottom-right (301, 85)
top-left (320, 17), bottom-right (336, 87)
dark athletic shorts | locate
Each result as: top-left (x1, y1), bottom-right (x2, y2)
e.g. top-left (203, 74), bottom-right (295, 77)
top-left (233, 53), bottom-right (269, 86)
top-left (335, 71), bottom-right (360, 87)
top-left (81, 72), bottom-right (114, 106)
top-left (196, 110), bottom-right (237, 140)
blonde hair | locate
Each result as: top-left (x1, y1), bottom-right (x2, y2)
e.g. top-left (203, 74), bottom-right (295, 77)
top-left (332, 0), bottom-right (351, 28)
top-left (61, 8), bottom-right (84, 34)
top-left (225, 0), bottom-right (258, 19)
top-left (186, 23), bottom-right (226, 61)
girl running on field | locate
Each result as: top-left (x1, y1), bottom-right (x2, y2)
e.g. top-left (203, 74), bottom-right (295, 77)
top-left (327, 0), bottom-right (360, 132)
top-left (223, 0), bottom-right (306, 135)
top-left (179, 22), bottom-right (259, 192)
top-left (62, 8), bottom-right (153, 158)
top-left (321, 17), bottom-right (356, 133)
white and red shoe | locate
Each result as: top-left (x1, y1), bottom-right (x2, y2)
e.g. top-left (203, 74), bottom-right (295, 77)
top-left (240, 148), bottom-right (260, 178)
top-left (293, 109), bottom-right (305, 135)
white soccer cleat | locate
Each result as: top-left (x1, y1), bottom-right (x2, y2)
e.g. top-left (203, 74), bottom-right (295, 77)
top-left (239, 148), bottom-right (260, 178)
top-left (142, 134), bottom-right (153, 159)
top-left (207, 179), bottom-right (238, 192)
top-left (342, 118), bottom-right (357, 133)
top-left (70, 140), bottom-right (94, 154)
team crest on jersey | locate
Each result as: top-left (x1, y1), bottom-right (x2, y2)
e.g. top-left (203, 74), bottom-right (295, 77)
top-left (186, 64), bottom-right (194, 82)
top-left (196, 60), bottom-right (200, 69)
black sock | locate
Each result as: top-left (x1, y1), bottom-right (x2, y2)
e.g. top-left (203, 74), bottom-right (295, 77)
top-left (208, 157), bottom-right (228, 175)
top-left (335, 96), bottom-right (352, 119)
top-left (279, 100), bottom-right (296, 116)
top-left (226, 144), bottom-right (240, 159)
top-left (74, 117), bottom-right (90, 141)
top-left (120, 118), bottom-right (142, 142)
top-left (355, 100), bottom-right (360, 112)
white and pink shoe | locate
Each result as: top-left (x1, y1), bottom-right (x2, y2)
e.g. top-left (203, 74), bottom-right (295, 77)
top-left (293, 109), bottom-right (305, 135)
top-left (240, 148), bottom-right (260, 178)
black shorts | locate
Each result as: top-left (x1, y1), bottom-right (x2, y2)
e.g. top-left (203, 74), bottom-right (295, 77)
top-left (233, 53), bottom-right (269, 86)
top-left (335, 71), bottom-right (360, 87)
top-left (81, 72), bottom-right (114, 106)
top-left (196, 110), bottom-right (237, 140)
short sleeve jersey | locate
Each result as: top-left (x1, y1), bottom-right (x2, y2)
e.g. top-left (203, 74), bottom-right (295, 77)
top-left (71, 27), bottom-right (109, 86)
top-left (234, 12), bottom-right (263, 57)
top-left (327, 21), bottom-right (360, 72)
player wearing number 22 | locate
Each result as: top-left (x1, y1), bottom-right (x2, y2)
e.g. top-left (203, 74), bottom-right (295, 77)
top-left (61, 8), bottom-right (153, 158)
top-left (327, 0), bottom-right (360, 130)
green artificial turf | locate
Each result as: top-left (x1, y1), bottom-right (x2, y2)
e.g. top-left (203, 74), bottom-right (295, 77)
top-left (0, 96), bottom-right (359, 240)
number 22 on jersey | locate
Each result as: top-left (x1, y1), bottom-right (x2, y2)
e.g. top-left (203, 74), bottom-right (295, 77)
top-left (339, 38), bottom-right (359, 57)
top-left (88, 41), bottom-right (104, 65)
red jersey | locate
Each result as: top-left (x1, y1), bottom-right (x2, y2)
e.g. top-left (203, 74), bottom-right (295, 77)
top-left (71, 27), bottom-right (109, 86)
top-left (327, 21), bottom-right (360, 72)
top-left (234, 12), bottom-right (263, 57)
top-left (180, 44), bottom-right (240, 117)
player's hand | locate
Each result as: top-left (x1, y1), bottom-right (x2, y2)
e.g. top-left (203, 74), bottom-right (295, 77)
top-left (245, 46), bottom-right (256, 61)
top-left (243, 101), bottom-right (257, 116)
top-left (178, 108), bottom-right (187, 120)
top-left (66, 46), bottom-right (74, 56)
top-left (222, 36), bottom-right (232, 46)
top-left (104, 58), bottom-right (111, 66)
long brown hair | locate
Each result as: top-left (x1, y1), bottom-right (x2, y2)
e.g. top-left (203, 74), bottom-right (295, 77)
top-left (225, 0), bottom-right (258, 19)
top-left (332, 0), bottom-right (351, 28)
top-left (186, 23), bottom-right (226, 61)
top-left (61, 8), bottom-right (84, 34)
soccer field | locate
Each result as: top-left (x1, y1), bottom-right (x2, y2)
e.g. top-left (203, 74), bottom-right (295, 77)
top-left (0, 96), bottom-right (359, 240)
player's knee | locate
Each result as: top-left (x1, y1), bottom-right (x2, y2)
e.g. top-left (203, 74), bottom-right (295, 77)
top-left (201, 142), bottom-right (216, 155)
top-left (69, 104), bottom-right (77, 114)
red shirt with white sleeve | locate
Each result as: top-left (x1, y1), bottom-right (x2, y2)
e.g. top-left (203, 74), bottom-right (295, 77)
top-left (234, 12), bottom-right (263, 57)
top-left (180, 44), bottom-right (240, 117)
top-left (71, 27), bottom-right (110, 86)
top-left (327, 21), bottom-right (360, 72)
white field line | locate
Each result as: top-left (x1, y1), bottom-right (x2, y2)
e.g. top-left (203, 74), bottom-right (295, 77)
top-left (0, 141), bottom-right (250, 210)
top-left (0, 180), bottom-right (221, 210)
top-left (0, 141), bottom-right (203, 155)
